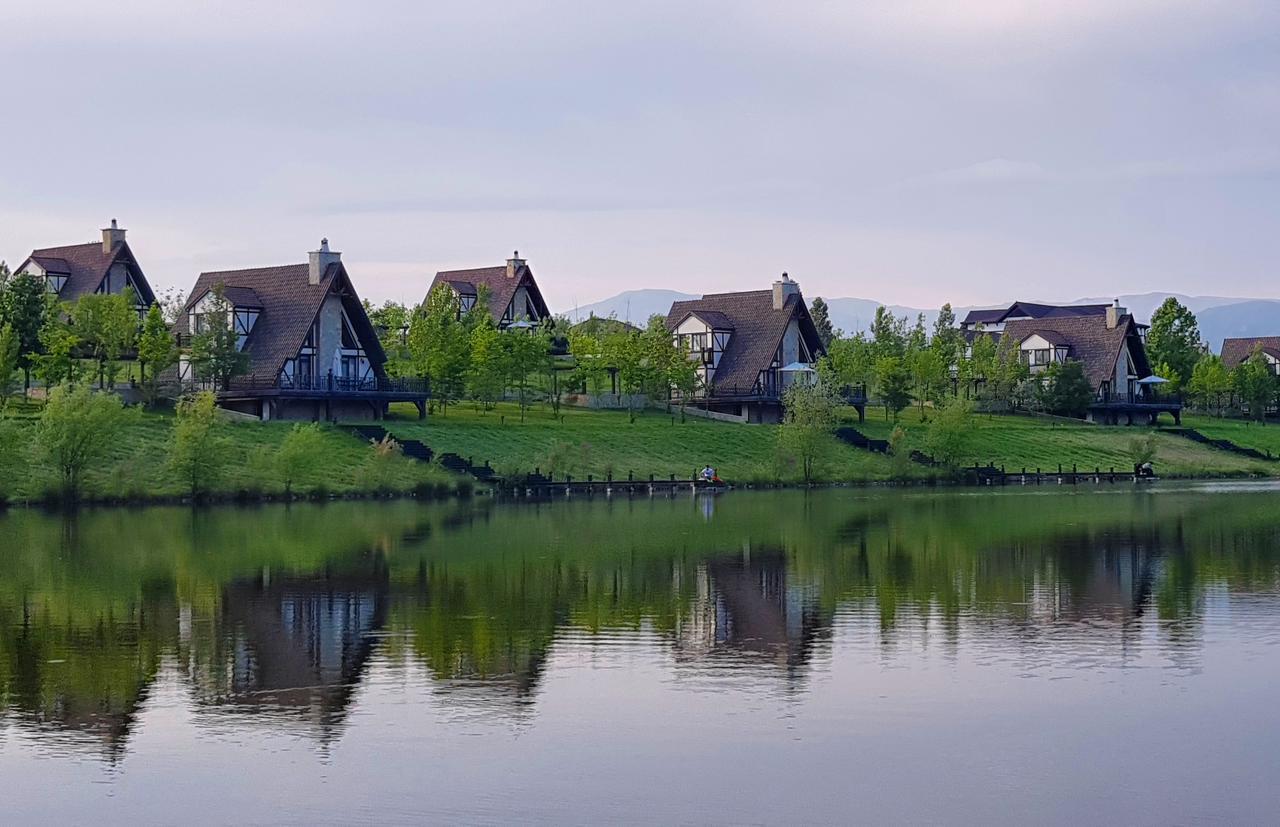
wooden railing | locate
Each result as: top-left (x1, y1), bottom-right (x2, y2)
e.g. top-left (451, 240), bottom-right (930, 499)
top-left (183, 372), bottom-right (429, 395)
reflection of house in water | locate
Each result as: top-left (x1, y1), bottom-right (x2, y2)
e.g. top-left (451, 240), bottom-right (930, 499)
top-left (1027, 527), bottom-right (1173, 623)
top-left (675, 549), bottom-right (829, 679)
top-left (190, 567), bottom-right (388, 738)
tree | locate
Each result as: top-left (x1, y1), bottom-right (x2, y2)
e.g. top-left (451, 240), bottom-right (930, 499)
top-left (467, 318), bottom-right (508, 411)
top-left (990, 335), bottom-right (1031, 410)
top-left (169, 391), bottom-right (231, 498)
top-left (820, 333), bottom-right (875, 394)
top-left (931, 303), bottom-right (964, 375)
top-left (365, 299), bottom-right (413, 376)
top-left (1128, 433), bottom-right (1159, 470)
top-left (36, 383), bottom-right (128, 499)
top-left (156, 286), bottom-right (188, 325)
top-left (189, 286), bottom-right (248, 390)
top-left (869, 306), bottom-right (907, 360)
top-left (602, 328), bottom-right (646, 423)
top-left (137, 303), bottom-right (177, 405)
top-left (407, 284), bottom-right (470, 414)
top-left (809, 297), bottom-right (838, 347)
top-left (73, 288), bottom-right (139, 389)
top-left (1037, 360), bottom-right (1094, 418)
top-left (1187, 354), bottom-right (1232, 417)
top-left (875, 355), bottom-right (913, 421)
top-left (962, 332), bottom-right (997, 397)
top-left (924, 397), bottom-right (973, 467)
top-left (778, 380), bottom-right (837, 482)
top-left (36, 312), bottom-right (80, 388)
top-left (0, 270), bottom-right (49, 394)
top-left (275, 422), bottom-right (327, 496)
top-left (1147, 298), bottom-right (1201, 386)
top-left (0, 324), bottom-right (19, 406)
top-left (505, 326), bottom-right (547, 423)
top-left (1233, 348), bottom-right (1275, 423)
top-left (568, 327), bottom-right (609, 395)
top-left (909, 348), bottom-right (947, 416)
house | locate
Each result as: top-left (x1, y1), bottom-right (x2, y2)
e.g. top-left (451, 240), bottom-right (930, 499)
top-left (1221, 337), bottom-right (1280, 375)
top-left (13, 219), bottom-right (156, 309)
top-left (426, 251), bottom-right (551, 328)
top-left (174, 240), bottom-right (428, 421)
top-left (664, 274), bottom-right (826, 423)
top-left (1001, 302), bottom-right (1180, 424)
top-left (959, 300), bottom-right (1114, 337)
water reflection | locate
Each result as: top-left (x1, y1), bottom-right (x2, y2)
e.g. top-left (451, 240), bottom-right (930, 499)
top-left (1, 486), bottom-right (1278, 761)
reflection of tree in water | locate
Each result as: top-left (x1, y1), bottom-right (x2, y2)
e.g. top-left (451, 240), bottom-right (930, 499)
top-left (187, 560), bottom-right (389, 740)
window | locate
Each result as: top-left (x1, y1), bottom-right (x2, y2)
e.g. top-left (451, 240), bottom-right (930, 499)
top-left (45, 275), bottom-right (67, 294)
top-left (459, 295), bottom-right (476, 313)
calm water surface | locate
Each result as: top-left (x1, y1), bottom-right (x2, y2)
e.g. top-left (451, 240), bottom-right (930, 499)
top-left (2, 484), bottom-right (1279, 824)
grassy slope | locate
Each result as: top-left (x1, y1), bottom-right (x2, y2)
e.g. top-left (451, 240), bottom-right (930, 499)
top-left (4, 407), bottom-right (453, 503)
top-left (1182, 414), bottom-right (1280, 459)
top-left (851, 407), bottom-right (1275, 478)
top-left (382, 402), bottom-right (910, 483)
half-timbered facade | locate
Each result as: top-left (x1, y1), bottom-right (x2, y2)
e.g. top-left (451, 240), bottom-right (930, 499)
top-left (174, 240), bottom-right (427, 421)
top-left (664, 275), bottom-right (825, 423)
top-left (14, 219), bottom-right (157, 310)
top-left (427, 252), bottom-right (551, 328)
top-left (1221, 337), bottom-right (1280, 375)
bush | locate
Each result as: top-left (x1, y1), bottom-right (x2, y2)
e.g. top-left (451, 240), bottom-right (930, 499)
top-left (275, 423), bottom-right (327, 495)
top-left (36, 383), bottom-right (129, 500)
top-left (169, 392), bottom-right (231, 499)
top-left (925, 398), bottom-right (973, 467)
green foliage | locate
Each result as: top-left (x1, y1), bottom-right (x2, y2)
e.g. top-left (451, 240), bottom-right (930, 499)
top-left (809, 297), bottom-right (838, 347)
top-left (869, 306), bottom-right (908, 360)
top-left (601, 327), bottom-right (648, 423)
top-left (36, 312), bottom-right (80, 388)
top-left (888, 425), bottom-right (913, 480)
top-left (189, 286), bottom-right (248, 389)
top-left (0, 324), bottom-right (20, 405)
top-left (820, 333), bottom-right (874, 392)
top-left (36, 384), bottom-right (129, 499)
top-left (275, 423), bottom-right (328, 495)
top-left (1036, 360), bottom-right (1094, 418)
top-left (930, 303), bottom-right (963, 371)
top-left (468, 319), bottom-right (508, 410)
top-left (1128, 433), bottom-right (1159, 468)
top-left (137, 303), bottom-right (177, 404)
top-left (505, 326), bottom-right (548, 422)
top-left (366, 299), bottom-right (413, 376)
top-left (72, 288), bottom-right (139, 388)
top-left (361, 434), bottom-right (404, 492)
top-left (909, 347), bottom-right (947, 414)
top-left (169, 392), bottom-right (231, 497)
top-left (1147, 297), bottom-right (1201, 386)
top-left (875, 355), bottom-right (913, 421)
top-left (568, 326), bottom-right (610, 395)
top-left (925, 397), bottom-right (973, 467)
top-left (0, 270), bottom-right (49, 385)
top-left (408, 284), bottom-right (473, 413)
top-left (1187, 354), bottom-right (1232, 417)
top-left (1232, 347), bottom-right (1276, 423)
top-left (779, 380), bottom-right (838, 482)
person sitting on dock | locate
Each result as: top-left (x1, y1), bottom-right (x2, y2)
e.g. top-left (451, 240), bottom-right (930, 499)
top-left (701, 465), bottom-right (715, 483)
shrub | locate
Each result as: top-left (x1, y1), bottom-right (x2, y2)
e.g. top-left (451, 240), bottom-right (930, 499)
top-left (36, 384), bottom-right (129, 500)
top-left (275, 423), bottom-right (327, 495)
top-left (169, 392), bottom-right (231, 499)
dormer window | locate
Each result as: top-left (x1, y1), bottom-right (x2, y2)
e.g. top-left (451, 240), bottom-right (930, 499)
top-left (459, 294), bottom-right (477, 313)
top-left (233, 307), bottom-right (259, 351)
top-left (46, 275), bottom-right (67, 294)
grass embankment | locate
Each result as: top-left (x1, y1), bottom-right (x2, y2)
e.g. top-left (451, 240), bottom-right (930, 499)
top-left (853, 407), bottom-right (1276, 478)
top-left (383, 402), bottom-right (912, 483)
top-left (2, 405), bottom-right (456, 505)
top-left (1181, 414), bottom-right (1280, 459)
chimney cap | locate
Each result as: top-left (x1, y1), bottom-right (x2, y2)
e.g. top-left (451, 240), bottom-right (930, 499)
top-left (110, 218), bottom-right (118, 229)
top-left (320, 237), bottom-right (329, 251)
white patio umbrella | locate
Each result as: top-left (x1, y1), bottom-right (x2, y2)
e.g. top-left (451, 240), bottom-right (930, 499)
top-left (1137, 375), bottom-right (1170, 385)
top-left (780, 362), bottom-right (816, 373)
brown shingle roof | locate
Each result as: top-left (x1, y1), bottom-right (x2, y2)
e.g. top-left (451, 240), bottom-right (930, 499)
top-left (1221, 337), bottom-right (1280, 369)
top-left (427, 262), bottom-right (550, 325)
top-left (177, 262), bottom-right (385, 382)
top-left (1003, 314), bottom-right (1150, 389)
top-left (665, 289), bottom-right (825, 393)
top-left (17, 241), bottom-right (156, 305)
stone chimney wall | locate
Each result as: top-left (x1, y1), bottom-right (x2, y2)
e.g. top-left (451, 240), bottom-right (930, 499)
top-left (101, 219), bottom-right (127, 255)
top-left (308, 238), bottom-right (342, 285)
top-left (1106, 299), bottom-right (1125, 329)
top-left (773, 272), bottom-right (800, 310)
top-left (506, 250), bottom-right (525, 279)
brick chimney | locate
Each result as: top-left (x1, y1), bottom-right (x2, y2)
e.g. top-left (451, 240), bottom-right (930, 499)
top-left (506, 250), bottom-right (525, 279)
top-left (1106, 299), bottom-right (1125, 329)
top-left (773, 272), bottom-right (800, 310)
top-left (101, 219), bottom-right (127, 255)
top-left (308, 238), bottom-right (341, 285)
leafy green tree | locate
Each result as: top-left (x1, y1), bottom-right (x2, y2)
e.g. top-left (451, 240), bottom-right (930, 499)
top-left (1147, 298), bottom-right (1201, 385)
top-left (931, 303), bottom-right (963, 375)
top-left (1233, 348), bottom-right (1276, 423)
top-left (365, 299), bottom-right (412, 376)
top-left (1037, 360), bottom-right (1094, 418)
top-left (924, 397), bottom-right (972, 467)
top-left (568, 327), bottom-right (609, 395)
top-left (809, 297), bottom-right (838, 347)
top-left (1128, 433), bottom-right (1159, 469)
top-left (505, 326), bottom-right (548, 423)
top-left (36, 312), bottom-right (80, 388)
top-left (869, 306), bottom-right (907, 360)
top-left (408, 284), bottom-right (470, 414)
top-left (991, 336), bottom-right (1031, 410)
top-left (467, 318), bottom-right (508, 411)
top-left (0, 324), bottom-right (19, 405)
top-left (169, 391), bottom-right (231, 498)
top-left (73, 288), bottom-right (139, 389)
top-left (887, 425), bottom-right (914, 480)
top-left (962, 332), bottom-right (997, 397)
top-left (820, 333), bottom-right (875, 394)
top-left (137, 303), bottom-right (177, 405)
top-left (189, 286), bottom-right (248, 390)
top-left (1187, 354), bottom-right (1232, 417)
top-left (875, 355), bottom-right (913, 421)
top-left (0, 270), bottom-right (49, 394)
top-left (275, 422), bottom-right (327, 496)
top-left (36, 383), bottom-right (128, 499)
top-left (779, 380), bottom-right (838, 482)
top-left (602, 328), bottom-right (647, 423)
top-left (909, 348), bottom-right (947, 416)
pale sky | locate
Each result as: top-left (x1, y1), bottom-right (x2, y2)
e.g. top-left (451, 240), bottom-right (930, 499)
top-left (2, 1), bottom-right (1277, 310)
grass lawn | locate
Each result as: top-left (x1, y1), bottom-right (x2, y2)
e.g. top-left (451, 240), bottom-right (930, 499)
top-left (3, 405), bottom-right (455, 503)
top-left (1181, 414), bottom-right (1280, 460)
top-left (381, 401), bottom-right (914, 483)
top-left (852, 407), bottom-right (1276, 478)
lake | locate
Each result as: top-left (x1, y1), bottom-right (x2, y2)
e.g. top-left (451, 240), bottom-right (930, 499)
top-left (2, 484), bottom-right (1279, 824)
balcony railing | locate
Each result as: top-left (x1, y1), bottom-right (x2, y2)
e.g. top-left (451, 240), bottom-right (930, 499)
top-left (1093, 390), bottom-right (1183, 407)
top-left (183, 372), bottom-right (430, 396)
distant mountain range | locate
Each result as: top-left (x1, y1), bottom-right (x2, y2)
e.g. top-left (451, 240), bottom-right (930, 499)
top-left (566, 288), bottom-right (1280, 353)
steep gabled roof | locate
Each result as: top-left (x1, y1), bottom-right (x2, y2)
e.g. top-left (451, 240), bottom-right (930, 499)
top-left (16, 240), bottom-right (156, 305)
top-left (177, 262), bottom-right (385, 381)
top-left (961, 301), bottom-right (1111, 328)
top-left (1222, 336), bottom-right (1280, 369)
top-left (427, 261), bottom-right (550, 324)
top-left (665, 289), bottom-right (825, 393)
top-left (1003, 314), bottom-right (1149, 389)
top-left (1018, 329), bottom-right (1070, 346)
